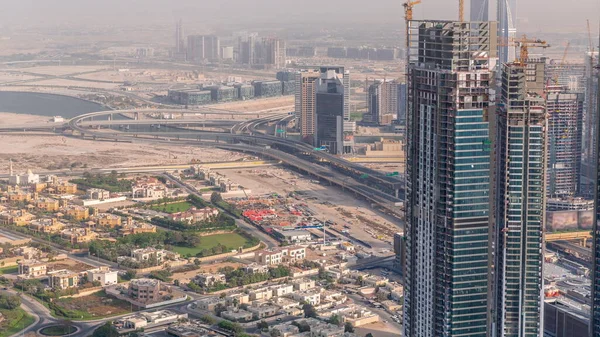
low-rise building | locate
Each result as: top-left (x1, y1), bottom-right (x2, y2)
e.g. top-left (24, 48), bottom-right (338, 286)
top-left (221, 309), bottom-right (253, 322)
top-left (6, 191), bottom-right (31, 203)
top-left (29, 218), bottom-right (65, 233)
top-left (119, 310), bottom-right (188, 330)
top-left (342, 308), bottom-right (380, 327)
top-left (131, 247), bottom-right (178, 265)
top-left (292, 278), bottom-right (316, 291)
top-left (255, 246), bottom-right (306, 265)
top-left (247, 304), bottom-right (279, 319)
top-left (87, 188), bottom-right (111, 200)
top-left (194, 297), bottom-right (227, 312)
top-left (269, 323), bottom-right (300, 337)
top-left (168, 207), bottom-right (219, 224)
top-left (167, 322), bottom-right (217, 337)
top-left (273, 229), bottom-right (312, 243)
top-left (290, 289), bottom-right (321, 306)
top-left (0, 209), bottom-right (35, 226)
top-left (243, 263), bottom-right (269, 274)
top-left (64, 205), bottom-right (90, 221)
top-left (271, 284), bottom-right (294, 297)
top-left (119, 217), bottom-right (156, 235)
top-left (193, 273), bottom-right (226, 288)
top-left (35, 198), bottom-right (60, 212)
top-left (128, 278), bottom-right (160, 303)
top-left (86, 266), bottom-right (118, 286)
top-left (55, 182), bottom-right (78, 195)
top-left (48, 269), bottom-right (80, 289)
top-left (93, 213), bottom-right (122, 227)
top-left (18, 260), bottom-right (46, 277)
top-left (61, 228), bottom-right (98, 244)
top-left (250, 286), bottom-right (273, 301)
top-left (13, 246), bottom-right (41, 259)
top-left (273, 297), bottom-right (301, 310)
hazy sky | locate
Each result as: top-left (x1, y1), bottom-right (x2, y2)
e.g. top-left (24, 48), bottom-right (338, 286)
top-left (0, 0), bottom-right (598, 33)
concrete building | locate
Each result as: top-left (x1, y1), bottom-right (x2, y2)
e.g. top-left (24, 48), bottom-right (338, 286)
top-left (35, 198), bottom-right (59, 212)
top-left (61, 228), bottom-right (98, 244)
top-left (93, 213), bottom-right (121, 227)
top-left (367, 79), bottom-right (399, 125)
top-left (489, 59), bottom-right (547, 337)
top-left (404, 20), bottom-right (496, 337)
top-left (64, 205), bottom-right (90, 221)
top-left (87, 266), bottom-right (118, 286)
top-left (131, 247), bottom-right (176, 265)
top-left (546, 87), bottom-right (584, 198)
top-left (187, 35), bottom-right (220, 62)
top-left (128, 278), bottom-right (160, 303)
top-left (591, 40), bottom-right (600, 337)
top-left (8, 166), bottom-right (40, 186)
top-left (581, 51), bottom-right (599, 196)
top-left (243, 263), bottom-right (269, 274)
top-left (29, 218), bottom-right (65, 233)
top-left (273, 229), bottom-right (312, 243)
top-left (221, 309), bottom-right (253, 322)
top-left (292, 278), bottom-right (315, 291)
top-left (253, 80), bottom-right (282, 98)
top-left (193, 273), bottom-right (226, 288)
top-left (87, 188), bottom-right (110, 200)
top-left (119, 218), bottom-right (156, 236)
top-left (0, 209), bottom-right (35, 226)
top-left (544, 299), bottom-right (589, 337)
top-left (48, 269), bottom-right (80, 289)
top-left (296, 69), bottom-right (320, 144)
top-left (18, 260), bottom-right (46, 278)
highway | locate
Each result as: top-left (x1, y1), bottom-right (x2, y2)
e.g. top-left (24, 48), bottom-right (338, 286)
top-left (67, 110), bottom-right (405, 208)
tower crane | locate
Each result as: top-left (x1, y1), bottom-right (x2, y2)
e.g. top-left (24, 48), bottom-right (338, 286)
top-left (552, 42), bottom-right (570, 85)
top-left (459, 0), bottom-right (464, 22)
top-left (514, 35), bottom-right (550, 67)
top-left (403, 0), bottom-right (421, 21)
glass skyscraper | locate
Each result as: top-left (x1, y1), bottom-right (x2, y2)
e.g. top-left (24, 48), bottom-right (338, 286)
top-left (404, 20), bottom-right (496, 337)
top-left (489, 60), bottom-right (547, 337)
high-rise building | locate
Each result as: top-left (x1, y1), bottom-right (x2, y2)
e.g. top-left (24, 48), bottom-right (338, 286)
top-left (582, 51), bottom-right (599, 196)
top-left (498, 0), bottom-right (517, 64)
top-left (296, 69), bottom-right (320, 144)
top-left (404, 20), bottom-right (496, 337)
top-left (546, 87), bottom-right (584, 198)
top-left (175, 19), bottom-right (185, 55)
top-left (368, 79), bottom-right (399, 125)
top-left (315, 69), bottom-right (345, 155)
top-left (591, 40), bottom-right (600, 337)
top-left (187, 35), bottom-right (220, 62)
top-left (471, 0), bottom-right (489, 21)
top-left (489, 59), bottom-right (547, 337)
top-left (264, 38), bottom-right (287, 69)
top-left (546, 61), bottom-right (586, 93)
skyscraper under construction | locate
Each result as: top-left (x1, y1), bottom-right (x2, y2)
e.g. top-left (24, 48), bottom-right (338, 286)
top-left (404, 20), bottom-right (497, 337)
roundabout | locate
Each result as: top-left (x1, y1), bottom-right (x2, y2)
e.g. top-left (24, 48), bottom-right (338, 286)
top-left (38, 324), bottom-right (79, 336)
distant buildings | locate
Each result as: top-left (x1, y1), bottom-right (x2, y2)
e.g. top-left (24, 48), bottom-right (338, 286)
top-left (367, 79), bottom-right (400, 125)
top-left (48, 269), bottom-right (80, 290)
top-left (187, 35), bottom-right (220, 62)
top-left (237, 34), bottom-right (286, 69)
top-left (326, 47), bottom-right (398, 61)
top-left (295, 69), bottom-right (320, 143)
top-left (8, 166), bottom-right (39, 186)
top-left (128, 278), bottom-right (160, 303)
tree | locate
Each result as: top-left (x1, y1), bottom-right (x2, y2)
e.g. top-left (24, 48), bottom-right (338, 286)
top-left (200, 315), bottom-right (216, 325)
top-left (257, 320), bottom-right (269, 331)
top-left (328, 314), bottom-right (340, 326)
top-left (211, 192), bottom-right (223, 204)
top-left (0, 294), bottom-right (21, 310)
top-left (344, 322), bottom-right (354, 333)
top-left (92, 322), bottom-right (119, 337)
top-left (194, 259), bottom-right (201, 266)
top-left (365, 334), bottom-right (374, 337)
top-left (214, 303), bottom-right (227, 317)
top-left (302, 303), bottom-right (317, 318)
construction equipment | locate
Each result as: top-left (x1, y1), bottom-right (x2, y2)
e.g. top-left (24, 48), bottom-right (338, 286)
top-left (587, 19), bottom-right (595, 55)
top-left (511, 35), bottom-right (550, 67)
top-left (403, 0), bottom-right (421, 21)
top-left (459, 0), bottom-right (464, 22)
top-left (552, 42), bottom-right (570, 85)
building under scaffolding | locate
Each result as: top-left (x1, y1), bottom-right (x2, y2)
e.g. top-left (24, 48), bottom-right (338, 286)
top-left (546, 86), bottom-right (584, 198)
top-left (404, 20), bottom-right (496, 337)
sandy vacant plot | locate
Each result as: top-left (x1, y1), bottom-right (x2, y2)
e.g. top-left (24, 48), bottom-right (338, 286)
top-left (0, 114), bottom-right (247, 173)
top-left (47, 259), bottom-right (94, 273)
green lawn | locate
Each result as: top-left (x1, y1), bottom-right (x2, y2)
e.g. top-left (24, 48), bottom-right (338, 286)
top-left (39, 325), bottom-right (77, 336)
top-left (150, 201), bottom-right (193, 214)
top-left (0, 266), bottom-right (18, 275)
top-left (0, 308), bottom-right (36, 337)
top-left (172, 233), bottom-right (250, 256)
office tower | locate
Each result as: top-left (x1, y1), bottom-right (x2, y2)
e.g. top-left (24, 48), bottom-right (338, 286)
top-left (187, 35), bottom-right (220, 62)
top-left (238, 33), bottom-right (257, 65)
top-left (489, 59), bottom-right (546, 337)
top-left (397, 83), bottom-right (407, 125)
top-left (368, 79), bottom-right (399, 125)
top-left (296, 70), bottom-right (320, 144)
top-left (471, 0), bottom-right (489, 21)
top-left (546, 86), bottom-right (584, 198)
top-left (175, 19), bottom-right (185, 54)
top-left (582, 51), bottom-right (599, 196)
top-left (264, 38), bottom-right (286, 69)
top-left (404, 20), bottom-right (496, 337)
top-left (498, 0), bottom-right (517, 64)
top-left (315, 69), bottom-right (345, 155)
top-left (591, 40), bottom-right (600, 337)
